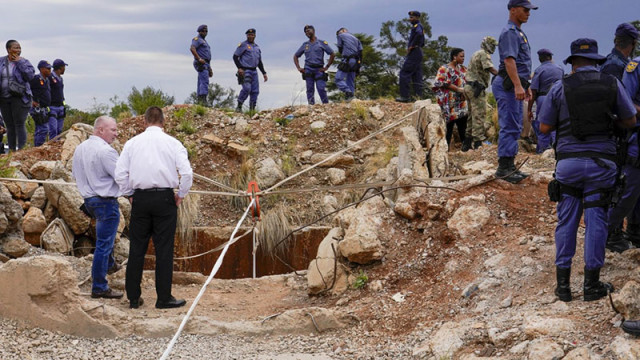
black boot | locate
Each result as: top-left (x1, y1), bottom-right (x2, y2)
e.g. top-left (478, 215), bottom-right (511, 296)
top-left (624, 223), bottom-right (640, 248)
top-left (235, 101), bottom-right (243, 113)
top-left (495, 157), bottom-right (526, 184)
top-left (583, 267), bottom-right (614, 301)
top-left (555, 266), bottom-right (572, 302)
top-left (508, 157), bottom-right (529, 180)
top-left (606, 226), bottom-right (630, 253)
top-left (345, 92), bottom-right (354, 101)
top-left (461, 137), bottom-right (472, 152)
top-left (473, 140), bottom-right (483, 149)
top-left (197, 95), bottom-right (207, 106)
top-left (249, 102), bottom-right (256, 112)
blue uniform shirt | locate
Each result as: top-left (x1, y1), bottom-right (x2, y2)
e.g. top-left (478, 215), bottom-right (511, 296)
top-left (191, 35), bottom-right (211, 61)
top-left (295, 39), bottom-right (334, 67)
top-left (498, 20), bottom-right (532, 78)
top-left (49, 72), bottom-right (64, 106)
top-left (623, 57), bottom-right (640, 158)
top-left (234, 40), bottom-right (262, 68)
top-left (531, 60), bottom-right (564, 110)
top-left (337, 32), bottom-right (362, 57)
top-left (407, 23), bottom-right (425, 49)
top-left (29, 73), bottom-right (51, 107)
top-left (601, 48), bottom-right (629, 81)
top-left (539, 66), bottom-right (637, 155)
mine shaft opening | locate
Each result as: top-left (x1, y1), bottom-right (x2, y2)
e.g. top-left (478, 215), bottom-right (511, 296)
top-left (141, 227), bottom-right (329, 279)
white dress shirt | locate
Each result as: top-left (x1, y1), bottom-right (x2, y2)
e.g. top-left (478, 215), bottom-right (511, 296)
top-left (72, 135), bottom-right (121, 198)
top-left (115, 126), bottom-right (193, 198)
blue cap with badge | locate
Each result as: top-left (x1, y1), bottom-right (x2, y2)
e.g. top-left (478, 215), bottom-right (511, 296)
top-left (245, 28), bottom-right (256, 35)
top-left (508, 0), bottom-right (538, 10)
top-left (408, 11), bottom-right (421, 17)
top-left (197, 24), bottom-right (207, 32)
top-left (37, 60), bottom-right (51, 69)
top-left (537, 48), bottom-right (553, 56)
top-left (563, 38), bottom-right (606, 65)
top-left (52, 59), bottom-right (67, 68)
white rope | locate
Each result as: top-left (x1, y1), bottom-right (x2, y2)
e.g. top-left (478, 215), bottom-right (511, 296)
top-left (159, 198), bottom-right (256, 360)
top-left (261, 108), bottom-right (421, 194)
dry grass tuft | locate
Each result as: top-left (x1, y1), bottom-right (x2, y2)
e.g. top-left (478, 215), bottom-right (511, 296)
top-left (177, 193), bottom-right (200, 244)
top-left (255, 204), bottom-right (299, 257)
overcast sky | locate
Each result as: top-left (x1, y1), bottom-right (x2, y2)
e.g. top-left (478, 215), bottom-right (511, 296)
top-left (5, 0), bottom-right (639, 112)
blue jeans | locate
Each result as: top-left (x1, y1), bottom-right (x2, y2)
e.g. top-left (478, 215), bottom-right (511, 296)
top-left (237, 69), bottom-right (259, 105)
top-left (555, 158), bottom-right (616, 269)
top-left (84, 197), bottom-right (120, 293)
top-left (492, 75), bottom-right (523, 158)
top-left (0, 96), bottom-right (30, 151)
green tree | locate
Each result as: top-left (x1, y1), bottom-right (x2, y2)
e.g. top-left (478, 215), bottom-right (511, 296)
top-left (328, 33), bottom-right (398, 100)
top-left (379, 12), bottom-right (451, 98)
top-left (127, 86), bottom-right (175, 115)
top-left (185, 83), bottom-right (236, 109)
top-left (632, 20), bottom-right (640, 52)
top-left (109, 95), bottom-right (130, 119)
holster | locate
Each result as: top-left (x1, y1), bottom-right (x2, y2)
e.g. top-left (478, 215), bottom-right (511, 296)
top-left (469, 81), bottom-right (485, 97)
top-left (499, 69), bottom-right (530, 92)
top-left (236, 72), bottom-right (244, 85)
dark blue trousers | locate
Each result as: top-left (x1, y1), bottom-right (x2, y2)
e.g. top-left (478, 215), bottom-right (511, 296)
top-left (398, 49), bottom-right (423, 99)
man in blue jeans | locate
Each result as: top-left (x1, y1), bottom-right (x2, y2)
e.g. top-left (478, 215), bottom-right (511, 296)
top-left (72, 116), bottom-right (123, 299)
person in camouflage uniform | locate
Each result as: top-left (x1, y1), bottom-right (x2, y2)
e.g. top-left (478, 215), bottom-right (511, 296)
top-left (463, 36), bottom-right (499, 150)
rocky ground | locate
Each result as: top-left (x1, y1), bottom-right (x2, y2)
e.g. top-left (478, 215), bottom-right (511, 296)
top-left (2, 100), bottom-right (640, 359)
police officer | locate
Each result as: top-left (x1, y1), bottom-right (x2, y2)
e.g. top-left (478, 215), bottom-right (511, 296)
top-left (492, 0), bottom-right (538, 184)
top-left (463, 36), bottom-right (498, 150)
top-left (335, 27), bottom-right (363, 101)
top-left (539, 38), bottom-right (637, 302)
top-left (527, 49), bottom-right (564, 153)
top-left (294, 25), bottom-right (335, 105)
top-left (234, 28), bottom-right (267, 113)
top-left (190, 24), bottom-right (212, 105)
top-left (606, 53), bottom-right (640, 253)
top-left (29, 60), bottom-right (52, 147)
top-left (395, 11), bottom-right (425, 103)
top-left (601, 23), bottom-right (639, 80)
top-left (49, 59), bottom-right (67, 140)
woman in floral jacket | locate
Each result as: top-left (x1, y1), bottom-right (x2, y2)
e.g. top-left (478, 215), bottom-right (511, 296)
top-left (434, 48), bottom-right (469, 151)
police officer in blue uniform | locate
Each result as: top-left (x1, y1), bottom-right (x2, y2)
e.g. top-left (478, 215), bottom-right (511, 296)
top-left (294, 25), bottom-right (335, 105)
top-left (601, 23), bottom-right (639, 81)
top-left (606, 55), bottom-right (640, 253)
top-left (234, 28), bottom-right (268, 113)
top-left (539, 38), bottom-right (637, 302)
top-left (29, 60), bottom-right (52, 147)
top-left (49, 58), bottom-right (67, 140)
top-left (395, 11), bottom-right (425, 103)
top-left (335, 28), bottom-right (363, 101)
top-left (190, 24), bottom-right (212, 105)
top-left (527, 49), bottom-right (564, 153)
top-left (492, 0), bottom-right (538, 184)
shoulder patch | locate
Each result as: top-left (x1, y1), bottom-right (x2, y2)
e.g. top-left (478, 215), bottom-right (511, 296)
top-left (323, 41), bottom-right (328, 45)
top-left (238, 42), bottom-right (242, 47)
top-left (414, 24), bottom-right (418, 28)
top-left (627, 61), bottom-right (638, 73)
top-left (193, 37), bottom-right (198, 41)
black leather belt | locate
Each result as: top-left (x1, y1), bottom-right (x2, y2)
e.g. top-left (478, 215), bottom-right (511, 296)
top-left (88, 196), bottom-right (117, 200)
top-left (134, 187), bottom-right (173, 193)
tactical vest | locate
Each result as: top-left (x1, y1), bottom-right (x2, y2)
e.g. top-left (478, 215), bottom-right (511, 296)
top-left (556, 70), bottom-right (620, 162)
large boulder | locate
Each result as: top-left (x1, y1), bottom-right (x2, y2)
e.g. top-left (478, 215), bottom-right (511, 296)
top-left (256, 157), bottom-right (285, 189)
top-left (0, 191), bottom-right (26, 257)
top-left (335, 196), bottom-right (385, 264)
top-left (29, 161), bottom-right (57, 180)
top-left (60, 123), bottom-right (92, 165)
top-left (308, 228), bottom-right (349, 295)
top-left (43, 181), bottom-right (90, 235)
top-left (612, 280), bottom-right (640, 319)
top-left (327, 168), bottom-right (346, 185)
top-left (447, 204), bottom-right (491, 238)
top-left (1, 233), bottom-right (30, 258)
top-left (22, 207), bottom-right (47, 246)
top-left (413, 320), bottom-right (488, 358)
top-left (3, 171), bottom-right (38, 200)
top-left (30, 186), bottom-right (47, 209)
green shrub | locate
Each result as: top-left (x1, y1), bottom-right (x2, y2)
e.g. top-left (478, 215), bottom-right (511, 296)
top-left (194, 105), bottom-right (207, 116)
top-left (177, 119), bottom-right (197, 135)
top-left (127, 86), bottom-right (174, 115)
top-left (352, 270), bottom-right (368, 289)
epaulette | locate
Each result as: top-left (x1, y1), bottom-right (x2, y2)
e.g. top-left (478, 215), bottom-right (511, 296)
top-left (626, 61), bottom-right (638, 73)
top-left (193, 37), bottom-right (198, 41)
top-left (323, 41), bottom-right (328, 45)
top-left (238, 43), bottom-right (242, 47)
top-left (413, 24), bottom-right (418, 28)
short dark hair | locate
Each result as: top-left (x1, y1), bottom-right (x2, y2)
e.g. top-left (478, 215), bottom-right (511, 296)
top-left (614, 35), bottom-right (636, 49)
top-left (5, 40), bottom-right (18, 50)
top-left (538, 54), bottom-right (552, 63)
top-left (450, 48), bottom-right (464, 61)
top-left (144, 106), bottom-right (164, 125)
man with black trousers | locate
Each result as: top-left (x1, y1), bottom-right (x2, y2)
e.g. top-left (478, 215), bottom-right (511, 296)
top-left (115, 106), bottom-right (193, 309)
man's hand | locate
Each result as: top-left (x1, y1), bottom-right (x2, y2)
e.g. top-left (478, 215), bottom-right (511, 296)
top-left (297, 68), bottom-right (305, 74)
top-left (263, 74), bottom-right (268, 82)
top-left (32, 101), bottom-right (39, 107)
top-left (237, 68), bottom-right (244, 76)
top-left (514, 84), bottom-right (526, 101)
top-left (208, 68), bottom-right (213, 78)
top-left (198, 58), bottom-right (206, 64)
top-left (175, 195), bottom-right (183, 206)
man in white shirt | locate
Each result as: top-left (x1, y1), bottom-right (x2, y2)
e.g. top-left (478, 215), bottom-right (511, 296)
top-left (115, 106), bottom-right (193, 309)
top-left (72, 116), bottom-right (123, 299)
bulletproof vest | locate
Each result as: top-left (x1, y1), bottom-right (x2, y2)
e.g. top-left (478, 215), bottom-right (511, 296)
top-left (560, 71), bottom-right (618, 141)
